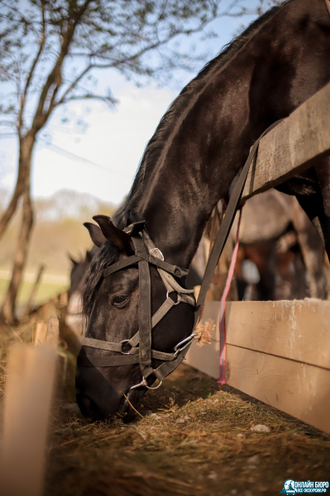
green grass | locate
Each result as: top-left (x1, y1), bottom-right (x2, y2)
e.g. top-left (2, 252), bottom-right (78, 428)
top-left (0, 277), bottom-right (68, 308)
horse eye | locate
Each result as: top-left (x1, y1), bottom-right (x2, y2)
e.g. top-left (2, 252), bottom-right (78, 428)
top-left (111, 294), bottom-right (129, 308)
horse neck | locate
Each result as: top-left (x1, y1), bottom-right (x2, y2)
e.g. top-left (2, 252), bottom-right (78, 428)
top-left (128, 64), bottom-right (258, 268)
top-left (119, 0), bottom-right (330, 269)
top-left (128, 90), bottom-right (251, 269)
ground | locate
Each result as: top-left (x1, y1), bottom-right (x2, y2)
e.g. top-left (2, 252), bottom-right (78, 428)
top-left (1, 323), bottom-right (330, 496)
top-left (46, 364), bottom-right (330, 496)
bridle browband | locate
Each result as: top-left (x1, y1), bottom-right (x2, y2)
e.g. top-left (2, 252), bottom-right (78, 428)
top-left (77, 118), bottom-right (284, 392)
top-left (78, 221), bottom-right (196, 389)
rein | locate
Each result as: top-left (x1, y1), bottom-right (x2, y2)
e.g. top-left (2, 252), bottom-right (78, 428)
top-left (194, 118), bottom-right (284, 324)
top-left (78, 119), bottom-right (284, 391)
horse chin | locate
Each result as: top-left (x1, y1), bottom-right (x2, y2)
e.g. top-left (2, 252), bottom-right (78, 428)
top-left (117, 387), bottom-right (146, 423)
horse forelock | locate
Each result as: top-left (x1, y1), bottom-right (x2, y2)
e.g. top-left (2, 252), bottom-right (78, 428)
top-left (115, 1), bottom-right (291, 218)
top-left (81, 241), bottom-right (117, 317)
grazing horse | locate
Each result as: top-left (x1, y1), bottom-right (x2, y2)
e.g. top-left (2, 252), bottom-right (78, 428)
top-left (235, 190), bottom-right (328, 300)
top-left (76, 0), bottom-right (330, 422)
top-left (189, 190), bottom-right (329, 302)
top-left (66, 251), bottom-right (94, 335)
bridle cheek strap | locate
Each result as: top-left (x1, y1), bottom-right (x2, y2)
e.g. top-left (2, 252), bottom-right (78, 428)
top-left (78, 227), bottom-right (196, 387)
top-left (133, 236), bottom-right (153, 377)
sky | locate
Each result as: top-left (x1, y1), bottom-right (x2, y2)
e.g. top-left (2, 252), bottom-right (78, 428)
top-left (0, 2), bottom-right (262, 209)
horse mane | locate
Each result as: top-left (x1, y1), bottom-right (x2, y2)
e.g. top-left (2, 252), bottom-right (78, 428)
top-left (83, 1), bottom-right (293, 316)
top-left (81, 242), bottom-right (118, 317)
top-left (114, 0), bottom-right (292, 229)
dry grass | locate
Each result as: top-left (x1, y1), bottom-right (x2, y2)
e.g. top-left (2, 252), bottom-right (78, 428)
top-left (1, 319), bottom-right (330, 496)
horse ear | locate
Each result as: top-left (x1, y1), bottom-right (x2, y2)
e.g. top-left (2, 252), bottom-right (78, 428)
top-left (84, 222), bottom-right (107, 248)
top-left (69, 253), bottom-right (78, 266)
top-left (85, 250), bottom-right (93, 262)
top-left (93, 215), bottom-right (133, 253)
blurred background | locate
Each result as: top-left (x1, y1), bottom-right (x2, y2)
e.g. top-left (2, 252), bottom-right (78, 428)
top-left (0, 0), bottom-right (276, 320)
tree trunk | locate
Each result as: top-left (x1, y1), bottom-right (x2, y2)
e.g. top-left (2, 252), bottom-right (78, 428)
top-left (0, 155), bottom-right (34, 325)
top-left (0, 134), bottom-right (35, 241)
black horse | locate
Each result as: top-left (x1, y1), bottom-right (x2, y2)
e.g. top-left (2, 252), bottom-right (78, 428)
top-left (76, 0), bottom-right (330, 422)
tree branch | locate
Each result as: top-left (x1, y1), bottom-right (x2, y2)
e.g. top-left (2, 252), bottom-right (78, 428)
top-left (54, 64), bottom-right (93, 107)
top-left (55, 92), bottom-right (117, 107)
top-left (30, 0), bottom-right (93, 134)
top-left (78, 7), bottom-right (245, 73)
top-left (18, 0), bottom-right (46, 134)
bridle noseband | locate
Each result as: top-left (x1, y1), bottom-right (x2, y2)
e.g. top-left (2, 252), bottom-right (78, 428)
top-left (77, 220), bottom-right (196, 390)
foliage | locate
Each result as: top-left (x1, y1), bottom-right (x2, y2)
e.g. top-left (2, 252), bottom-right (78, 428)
top-left (0, 0), bottom-right (262, 136)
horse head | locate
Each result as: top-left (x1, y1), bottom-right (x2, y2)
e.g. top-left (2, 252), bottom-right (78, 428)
top-left (68, 250), bottom-right (93, 302)
top-left (76, 213), bottom-right (196, 422)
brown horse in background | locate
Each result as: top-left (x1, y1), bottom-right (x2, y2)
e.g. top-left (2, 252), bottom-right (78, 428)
top-left (234, 190), bottom-right (329, 300)
top-left (189, 190), bottom-right (329, 302)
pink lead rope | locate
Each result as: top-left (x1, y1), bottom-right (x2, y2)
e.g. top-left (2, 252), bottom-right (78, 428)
top-left (217, 209), bottom-right (242, 387)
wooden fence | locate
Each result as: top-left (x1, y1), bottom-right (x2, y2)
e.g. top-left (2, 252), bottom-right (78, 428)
top-left (0, 317), bottom-right (59, 496)
top-left (186, 80), bottom-right (330, 434)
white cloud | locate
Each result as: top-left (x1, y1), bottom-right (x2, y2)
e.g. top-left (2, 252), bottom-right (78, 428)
top-left (31, 83), bottom-right (175, 206)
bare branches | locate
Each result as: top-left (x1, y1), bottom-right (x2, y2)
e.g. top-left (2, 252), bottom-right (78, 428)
top-left (57, 92), bottom-right (117, 107)
top-left (18, 0), bottom-right (47, 135)
top-left (54, 64), bottom-right (93, 107)
top-left (0, 0), bottom-right (274, 137)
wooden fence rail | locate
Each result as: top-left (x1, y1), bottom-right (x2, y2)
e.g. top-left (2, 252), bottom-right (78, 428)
top-left (241, 80), bottom-right (330, 201)
top-left (187, 81), bottom-right (330, 434)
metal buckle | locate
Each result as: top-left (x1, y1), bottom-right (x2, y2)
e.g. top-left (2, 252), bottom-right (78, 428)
top-left (123, 220), bottom-right (145, 236)
top-left (166, 291), bottom-right (181, 306)
top-left (173, 333), bottom-right (197, 356)
top-left (120, 340), bottom-right (132, 355)
top-left (149, 247), bottom-right (164, 261)
top-left (130, 376), bottom-right (163, 390)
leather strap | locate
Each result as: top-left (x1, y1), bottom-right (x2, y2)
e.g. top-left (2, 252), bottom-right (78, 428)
top-left (82, 337), bottom-right (138, 354)
top-left (195, 119), bottom-right (284, 323)
top-left (132, 236), bottom-right (153, 374)
top-left (103, 253), bottom-right (188, 278)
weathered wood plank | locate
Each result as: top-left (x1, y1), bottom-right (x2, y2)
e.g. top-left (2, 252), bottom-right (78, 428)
top-left (227, 346), bottom-right (330, 434)
top-left (185, 300), bottom-right (330, 433)
top-left (34, 315), bottom-right (59, 346)
top-left (191, 300), bottom-right (330, 369)
top-left (0, 344), bottom-right (57, 496)
top-left (241, 81), bottom-right (330, 201)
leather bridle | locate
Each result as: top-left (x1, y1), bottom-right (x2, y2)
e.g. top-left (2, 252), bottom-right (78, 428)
top-left (77, 221), bottom-right (196, 389)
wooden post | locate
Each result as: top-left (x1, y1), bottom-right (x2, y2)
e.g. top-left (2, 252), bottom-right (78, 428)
top-left (34, 315), bottom-right (59, 347)
top-left (23, 265), bottom-right (45, 317)
top-left (0, 341), bottom-right (58, 495)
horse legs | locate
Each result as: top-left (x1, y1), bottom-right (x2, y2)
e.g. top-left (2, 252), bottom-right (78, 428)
top-left (295, 159), bottom-right (330, 260)
top-left (291, 197), bottom-right (328, 299)
top-left (314, 159), bottom-right (330, 262)
top-left (243, 242), bottom-right (276, 300)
